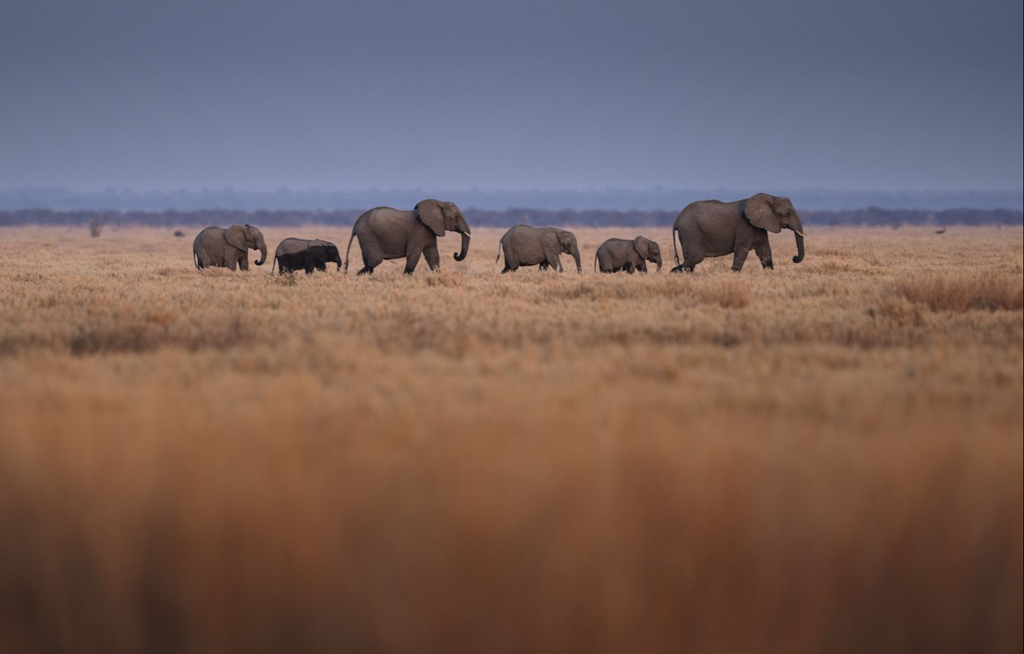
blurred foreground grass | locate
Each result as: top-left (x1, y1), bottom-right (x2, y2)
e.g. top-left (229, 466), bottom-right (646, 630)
top-left (0, 226), bottom-right (1021, 653)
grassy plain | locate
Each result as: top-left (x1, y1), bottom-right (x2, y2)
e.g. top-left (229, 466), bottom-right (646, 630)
top-left (0, 225), bottom-right (1021, 653)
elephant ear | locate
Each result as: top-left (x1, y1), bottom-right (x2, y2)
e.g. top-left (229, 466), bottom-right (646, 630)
top-left (224, 225), bottom-right (247, 250)
top-left (744, 194), bottom-right (781, 233)
top-left (311, 242), bottom-right (334, 262)
top-left (633, 237), bottom-right (652, 259)
top-left (539, 228), bottom-right (559, 250)
top-left (415, 200), bottom-right (446, 237)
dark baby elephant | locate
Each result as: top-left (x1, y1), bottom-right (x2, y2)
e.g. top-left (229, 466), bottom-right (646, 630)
top-left (496, 225), bottom-right (582, 273)
top-left (271, 238), bottom-right (342, 275)
top-left (671, 194), bottom-right (806, 273)
top-left (193, 224), bottom-right (268, 270)
top-left (595, 236), bottom-right (663, 273)
top-left (344, 199), bottom-right (471, 275)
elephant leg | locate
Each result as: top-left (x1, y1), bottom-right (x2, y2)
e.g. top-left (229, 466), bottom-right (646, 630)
top-left (404, 249), bottom-right (423, 274)
top-left (755, 242), bottom-right (774, 270)
top-left (544, 252), bottom-right (561, 271)
top-left (225, 256), bottom-right (238, 271)
top-left (731, 248), bottom-right (750, 272)
top-left (423, 243), bottom-right (440, 271)
top-left (671, 255), bottom-right (701, 273)
top-left (359, 244), bottom-right (383, 275)
top-left (502, 251), bottom-right (519, 273)
top-left (238, 255), bottom-right (249, 271)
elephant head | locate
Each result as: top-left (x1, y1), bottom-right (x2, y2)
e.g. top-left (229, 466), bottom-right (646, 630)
top-left (743, 194), bottom-right (806, 263)
top-left (415, 199), bottom-right (472, 261)
top-left (225, 224), bottom-right (268, 266)
top-left (633, 236), bottom-right (663, 271)
top-left (310, 240), bottom-right (342, 270)
top-left (558, 230), bottom-right (582, 273)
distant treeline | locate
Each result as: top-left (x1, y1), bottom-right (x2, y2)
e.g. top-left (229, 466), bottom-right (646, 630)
top-left (1, 207), bottom-right (1021, 228)
top-left (3, 187), bottom-right (1022, 211)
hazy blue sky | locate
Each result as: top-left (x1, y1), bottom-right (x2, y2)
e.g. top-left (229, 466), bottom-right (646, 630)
top-left (1, 0), bottom-right (1021, 192)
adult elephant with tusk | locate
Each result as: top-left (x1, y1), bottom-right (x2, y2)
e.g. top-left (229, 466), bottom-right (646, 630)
top-left (193, 224), bottom-right (267, 270)
top-left (345, 199), bottom-right (471, 275)
top-left (670, 194), bottom-right (806, 273)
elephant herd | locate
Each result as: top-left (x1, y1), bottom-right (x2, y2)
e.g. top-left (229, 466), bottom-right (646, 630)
top-left (192, 193), bottom-right (806, 275)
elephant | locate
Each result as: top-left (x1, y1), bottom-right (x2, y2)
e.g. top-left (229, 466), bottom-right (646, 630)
top-left (270, 238), bottom-right (342, 275)
top-left (670, 194), bottom-right (806, 273)
top-left (193, 225), bottom-right (268, 270)
top-left (344, 199), bottom-right (471, 275)
top-left (594, 236), bottom-right (663, 273)
top-left (495, 225), bottom-right (582, 273)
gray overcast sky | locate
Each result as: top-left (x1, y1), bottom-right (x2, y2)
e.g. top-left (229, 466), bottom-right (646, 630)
top-left (1, 0), bottom-right (1021, 192)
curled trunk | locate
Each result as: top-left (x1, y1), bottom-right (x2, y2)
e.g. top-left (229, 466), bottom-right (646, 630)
top-left (792, 231), bottom-right (805, 263)
top-left (453, 232), bottom-right (471, 261)
top-left (255, 238), bottom-right (267, 266)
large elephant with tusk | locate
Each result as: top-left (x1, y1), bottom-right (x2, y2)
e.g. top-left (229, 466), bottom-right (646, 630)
top-left (670, 194), bottom-right (806, 273)
top-left (345, 199), bottom-right (471, 275)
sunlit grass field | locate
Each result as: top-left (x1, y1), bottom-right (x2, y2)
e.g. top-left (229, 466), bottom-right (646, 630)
top-left (1, 225), bottom-right (1021, 653)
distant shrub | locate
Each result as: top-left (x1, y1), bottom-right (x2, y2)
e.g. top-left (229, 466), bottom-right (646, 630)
top-left (88, 217), bottom-right (105, 237)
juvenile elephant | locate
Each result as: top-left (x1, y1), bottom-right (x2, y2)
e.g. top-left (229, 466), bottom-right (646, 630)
top-left (344, 199), bottom-right (471, 275)
top-left (193, 225), bottom-right (268, 270)
top-left (671, 194), bottom-right (806, 273)
top-left (496, 225), bottom-right (581, 273)
top-left (595, 236), bottom-right (663, 273)
top-left (271, 238), bottom-right (342, 275)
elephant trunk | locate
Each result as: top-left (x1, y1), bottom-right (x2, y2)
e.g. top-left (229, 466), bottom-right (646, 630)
top-left (255, 238), bottom-right (267, 266)
top-left (572, 247), bottom-right (582, 273)
top-left (453, 231), bottom-right (471, 262)
top-left (655, 253), bottom-right (663, 272)
top-left (792, 231), bottom-right (805, 263)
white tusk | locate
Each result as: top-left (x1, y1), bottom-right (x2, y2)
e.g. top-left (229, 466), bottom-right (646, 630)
top-left (793, 230), bottom-right (807, 237)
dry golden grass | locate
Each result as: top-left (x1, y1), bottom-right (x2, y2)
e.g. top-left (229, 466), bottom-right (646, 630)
top-left (897, 273), bottom-right (1024, 312)
top-left (0, 225), bottom-right (1021, 653)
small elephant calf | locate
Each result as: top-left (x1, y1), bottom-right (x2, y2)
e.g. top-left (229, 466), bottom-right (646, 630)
top-left (595, 236), bottom-right (663, 273)
top-left (271, 238), bottom-right (342, 274)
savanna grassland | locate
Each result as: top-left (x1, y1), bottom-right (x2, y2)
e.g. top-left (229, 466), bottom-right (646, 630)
top-left (0, 225), bottom-right (1021, 653)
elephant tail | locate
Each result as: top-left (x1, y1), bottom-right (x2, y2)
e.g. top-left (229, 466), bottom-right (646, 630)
top-left (193, 249), bottom-right (200, 270)
top-left (495, 238), bottom-right (503, 264)
top-left (593, 251), bottom-right (598, 272)
top-left (672, 224), bottom-right (680, 265)
top-left (269, 255), bottom-right (276, 275)
top-left (344, 228), bottom-right (358, 274)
